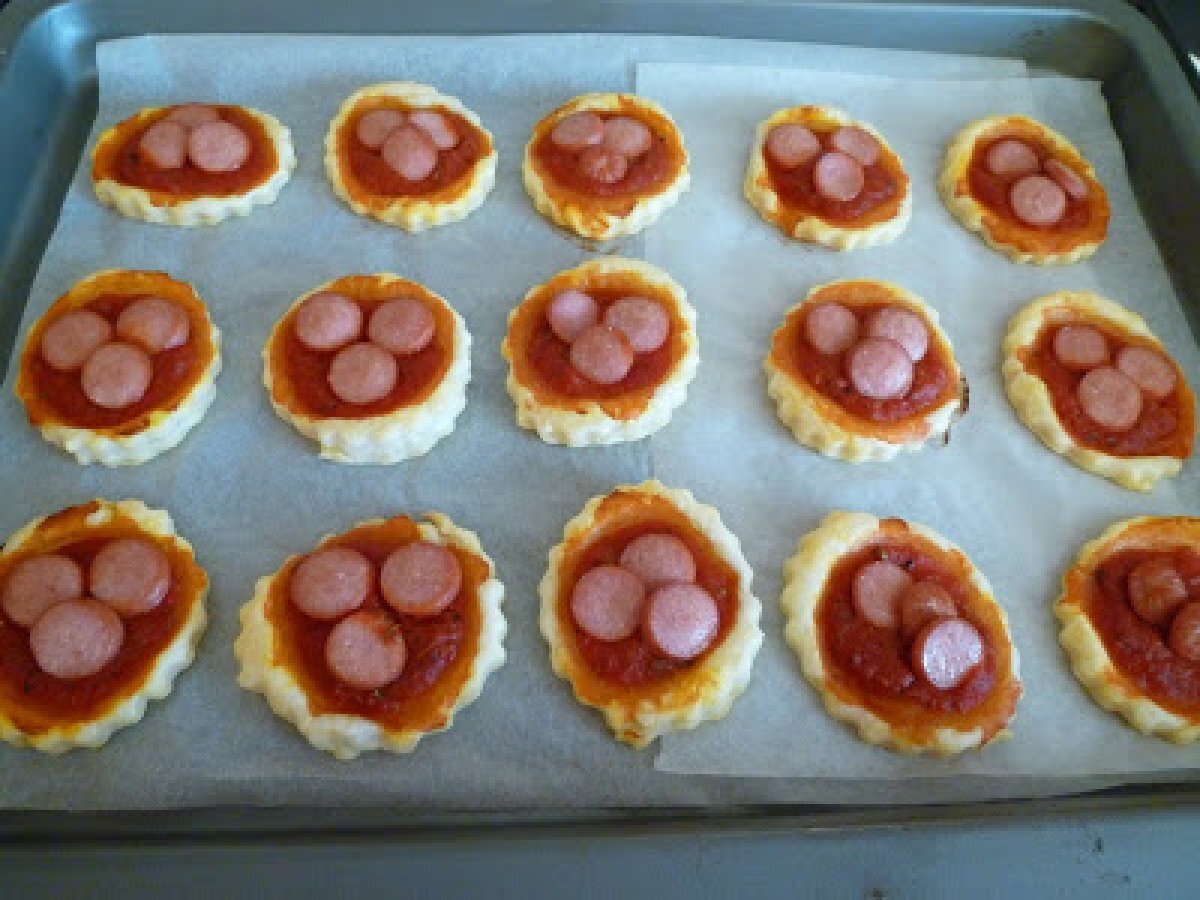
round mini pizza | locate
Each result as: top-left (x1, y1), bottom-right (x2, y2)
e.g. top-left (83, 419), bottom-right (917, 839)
top-left (263, 274), bottom-right (470, 464)
top-left (92, 102), bottom-right (295, 226)
top-left (1003, 291), bottom-right (1195, 491)
top-left (523, 93), bottom-right (690, 241)
top-left (1058, 516), bottom-right (1200, 743)
top-left (15, 269), bottom-right (222, 466)
top-left (540, 480), bottom-right (762, 748)
top-left (744, 106), bottom-right (911, 251)
top-left (235, 511), bottom-right (505, 759)
top-left (940, 115), bottom-right (1109, 265)
top-left (781, 511), bottom-right (1022, 756)
top-left (764, 279), bottom-right (963, 462)
top-left (325, 82), bottom-right (497, 231)
top-left (0, 499), bottom-right (208, 754)
top-left (501, 257), bottom-right (698, 447)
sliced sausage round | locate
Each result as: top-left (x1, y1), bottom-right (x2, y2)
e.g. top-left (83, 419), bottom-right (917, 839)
top-left (1168, 602), bottom-right (1200, 663)
top-left (115, 296), bottom-right (191, 353)
top-left (187, 121), bottom-right (251, 174)
top-left (1116, 346), bottom-right (1177, 399)
top-left (293, 292), bottom-right (363, 352)
top-left (803, 303), bottom-right (859, 356)
top-left (408, 109), bottom-right (459, 150)
top-left (865, 307), bottom-right (929, 362)
top-left (40, 310), bottom-right (113, 372)
top-left (570, 565), bottom-right (646, 642)
top-left (381, 125), bottom-right (438, 181)
top-left (985, 138), bottom-right (1039, 177)
top-left (355, 108), bottom-right (406, 149)
top-left (602, 296), bottom-right (670, 354)
top-left (1076, 366), bottom-right (1143, 431)
top-left (618, 533), bottom-right (697, 589)
top-left (326, 342), bottom-right (398, 405)
top-left (1043, 158), bottom-right (1089, 200)
top-left (813, 151), bottom-right (865, 202)
top-left (1052, 324), bottom-right (1108, 370)
top-left (852, 560), bottom-right (913, 629)
top-left (368, 298), bottom-right (435, 355)
top-left (29, 598), bottom-right (124, 680)
top-left (1009, 174), bottom-right (1067, 226)
top-left (164, 104), bottom-right (221, 129)
top-left (290, 547), bottom-right (373, 621)
top-left (89, 538), bottom-right (171, 617)
top-left (550, 112), bottom-right (605, 150)
top-left (912, 617), bottom-right (984, 690)
top-left (764, 123), bottom-right (820, 169)
top-left (138, 121), bottom-right (189, 169)
top-left (1, 554), bottom-right (84, 628)
top-left (847, 337), bottom-right (914, 400)
top-left (1127, 557), bottom-right (1188, 627)
top-left (600, 116), bottom-right (652, 158)
top-left (830, 126), bottom-right (881, 167)
top-left (380, 541), bottom-right (463, 618)
top-left (899, 580), bottom-right (958, 640)
top-left (642, 583), bottom-right (720, 661)
top-left (80, 342), bottom-right (154, 410)
top-left (546, 289), bottom-right (599, 344)
top-left (568, 325), bottom-right (635, 385)
top-left (324, 610), bottom-right (406, 691)
top-left (578, 146), bottom-right (628, 184)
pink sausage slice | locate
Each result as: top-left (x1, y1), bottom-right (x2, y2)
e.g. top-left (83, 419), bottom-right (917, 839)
top-left (381, 125), bottom-right (438, 181)
top-left (847, 337), bottom-right (914, 400)
top-left (1169, 602), bottom-right (1200, 663)
top-left (578, 146), bottom-right (628, 184)
top-left (408, 110), bottom-right (459, 150)
top-left (290, 547), bottom-right (373, 621)
top-left (164, 104), bottom-right (221, 129)
top-left (764, 124), bottom-right (820, 169)
top-left (1116, 346), bottom-right (1177, 399)
top-left (29, 599), bottom-right (124, 680)
top-left (355, 108), bottom-right (406, 149)
top-left (570, 565), bottom-right (646, 642)
top-left (985, 139), bottom-right (1039, 177)
top-left (865, 307), bottom-right (929, 362)
top-left (89, 538), bottom-right (171, 617)
top-left (813, 151), bottom-right (864, 202)
top-left (368, 298), bottom-right (435, 355)
top-left (899, 580), bottom-right (957, 641)
top-left (852, 560), bottom-right (913, 629)
top-left (618, 533), bottom-right (697, 589)
top-left (187, 121), bottom-right (251, 174)
top-left (803, 303), bottom-right (859, 356)
top-left (324, 610), bottom-right (406, 691)
top-left (600, 116), bottom-right (652, 158)
top-left (380, 541), bottom-right (463, 617)
top-left (294, 292), bottom-right (363, 352)
top-left (116, 296), bottom-right (190, 353)
top-left (1009, 174), bottom-right (1067, 226)
top-left (1052, 325), bottom-right (1108, 370)
top-left (327, 343), bottom-right (398, 405)
top-left (830, 126), bottom-right (880, 167)
top-left (1043, 158), bottom-right (1088, 200)
top-left (40, 310), bottom-right (113, 372)
top-left (642, 583), bottom-right (720, 661)
top-left (1128, 557), bottom-right (1188, 627)
top-left (550, 112), bottom-right (605, 150)
top-left (1, 554), bottom-right (84, 628)
top-left (80, 342), bottom-right (154, 410)
top-left (912, 618), bottom-right (984, 690)
top-left (546, 290), bottom-right (599, 344)
top-left (1077, 366), bottom-right (1143, 431)
top-left (569, 325), bottom-right (635, 385)
top-left (603, 296), bottom-right (670, 354)
top-left (138, 121), bottom-right (189, 169)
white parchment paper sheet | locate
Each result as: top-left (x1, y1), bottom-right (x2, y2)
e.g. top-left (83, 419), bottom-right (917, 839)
top-left (644, 63), bottom-right (1200, 793)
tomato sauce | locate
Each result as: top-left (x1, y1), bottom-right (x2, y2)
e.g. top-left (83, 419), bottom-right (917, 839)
top-left (765, 129), bottom-right (898, 223)
top-left (532, 114), bottom-right (673, 198)
top-left (967, 136), bottom-right (1089, 232)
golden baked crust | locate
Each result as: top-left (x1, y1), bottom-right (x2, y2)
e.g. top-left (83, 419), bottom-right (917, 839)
top-left (744, 106), bottom-right (911, 250)
top-left (235, 511), bottom-right (505, 760)
top-left (539, 480), bottom-right (762, 748)
top-left (764, 279), bottom-right (963, 462)
top-left (1002, 290), bottom-right (1195, 491)
top-left (501, 257), bottom-right (698, 447)
top-left (92, 104), bottom-right (295, 227)
top-left (14, 269), bottom-right (222, 466)
top-left (1057, 516), bottom-right (1200, 743)
top-left (939, 115), bottom-right (1109, 265)
top-left (0, 499), bottom-right (208, 754)
top-left (780, 511), bottom-right (1021, 756)
top-left (263, 274), bottom-right (470, 464)
top-left (324, 82), bottom-right (497, 231)
top-left (522, 93), bottom-right (690, 241)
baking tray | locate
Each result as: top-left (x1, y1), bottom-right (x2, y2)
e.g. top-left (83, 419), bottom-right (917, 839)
top-left (0, 0), bottom-right (1198, 839)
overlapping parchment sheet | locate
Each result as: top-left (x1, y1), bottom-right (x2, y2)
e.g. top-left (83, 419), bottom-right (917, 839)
top-left (646, 63), bottom-right (1200, 794)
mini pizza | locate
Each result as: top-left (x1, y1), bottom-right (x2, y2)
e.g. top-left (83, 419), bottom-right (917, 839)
top-left (235, 511), bottom-right (505, 759)
top-left (92, 102), bottom-right (295, 226)
top-left (325, 82), bottom-right (496, 231)
top-left (744, 106), bottom-right (911, 251)
top-left (1003, 291), bottom-right (1195, 491)
top-left (782, 511), bottom-right (1022, 756)
top-left (501, 257), bottom-right (698, 447)
top-left (764, 279), bottom-right (963, 462)
top-left (1058, 517), bottom-right (1200, 743)
top-left (15, 269), bottom-right (222, 466)
top-left (263, 274), bottom-right (470, 464)
top-left (523, 93), bottom-right (690, 241)
top-left (940, 115), bottom-right (1109, 265)
top-left (540, 480), bottom-right (762, 748)
top-left (0, 499), bottom-right (208, 753)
